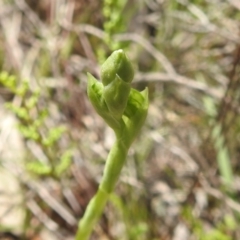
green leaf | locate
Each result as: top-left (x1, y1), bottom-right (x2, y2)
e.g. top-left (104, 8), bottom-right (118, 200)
top-left (43, 126), bottom-right (66, 146)
top-left (18, 125), bottom-right (39, 140)
top-left (55, 149), bottom-right (73, 176)
top-left (27, 161), bottom-right (51, 175)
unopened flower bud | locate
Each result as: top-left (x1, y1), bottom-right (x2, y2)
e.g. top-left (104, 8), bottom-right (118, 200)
top-left (101, 50), bottom-right (134, 118)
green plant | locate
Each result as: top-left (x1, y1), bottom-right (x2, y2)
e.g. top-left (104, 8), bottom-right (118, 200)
top-left (182, 206), bottom-right (236, 240)
top-left (75, 49), bottom-right (149, 240)
top-left (98, 0), bottom-right (134, 63)
top-left (0, 71), bottom-right (72, 178)
top-left (103, 0), bottom-right (127, 50)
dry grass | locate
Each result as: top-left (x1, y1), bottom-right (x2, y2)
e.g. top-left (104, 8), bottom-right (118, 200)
top-left (0, 0), bottom-right (240, 240)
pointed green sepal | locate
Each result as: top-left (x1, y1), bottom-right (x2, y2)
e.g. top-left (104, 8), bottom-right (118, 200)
top-left (103, 74), bottom-right (130, 119)
top-left (87, 73), bottom-right (106, 113)
top-left (122, 88), bottom-right (149, 145)
top-left (87, 73), bottom-right (121, 130)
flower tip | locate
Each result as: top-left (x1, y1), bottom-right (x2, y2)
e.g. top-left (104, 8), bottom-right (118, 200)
top-left (115, 49), bottom-right (124, 53)
top-left (101, 49), bottom-right (134, 85)
top-left (141, 87), bottom-right (148, 97)
top-left (87, 73), bottom-right (103, 98)
top-left (87, 72), bottom-right (96, 85)
top-left (140, 87), bottom-right (149, 107)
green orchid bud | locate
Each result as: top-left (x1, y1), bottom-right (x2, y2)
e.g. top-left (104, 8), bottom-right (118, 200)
top-left (103, 75), bottom-right (130, 119)
top-left (101, 49), bottom-right (134, 119)
top-left (87, 73), bottom-right (105, 112)
top-left (87, 73), bottom-right (121, 130)
top-left (101, 49), bottom-right (134, 85)
top-left (123, 88), bottom-right (149, 146)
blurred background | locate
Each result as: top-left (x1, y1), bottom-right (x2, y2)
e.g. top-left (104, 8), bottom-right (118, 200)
top-left (0, 0), bottom-right (240, 239)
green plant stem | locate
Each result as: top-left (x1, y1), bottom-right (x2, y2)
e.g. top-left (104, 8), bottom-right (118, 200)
top-left (75, 188), bottom-right (108, 240)
top-left (75, 138), bottom-right (129, 240)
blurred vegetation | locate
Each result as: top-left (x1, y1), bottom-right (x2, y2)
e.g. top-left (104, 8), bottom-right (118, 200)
top-left (0, 0), bottom-right (240, 240)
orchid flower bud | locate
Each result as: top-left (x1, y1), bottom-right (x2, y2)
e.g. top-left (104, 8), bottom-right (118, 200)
top-left (101, 49), bottom-right (134, 85)
top-left (87, 49), bottom-right (148, 136)
top-left (87, 73), bottom-right (121, 130)
top-left (123, 88), bottom-right (149, 146)
top-left (101, 49), bottom-right (134, 119)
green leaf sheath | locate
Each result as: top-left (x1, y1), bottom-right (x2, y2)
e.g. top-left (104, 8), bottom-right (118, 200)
top-left (76, 49), bottom-right (149, 240)
top-left (76, 139), bottom-right (128, 240)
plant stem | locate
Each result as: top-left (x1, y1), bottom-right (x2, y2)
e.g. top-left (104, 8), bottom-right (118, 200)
top-left (75, 139), bottom-right (129, 240)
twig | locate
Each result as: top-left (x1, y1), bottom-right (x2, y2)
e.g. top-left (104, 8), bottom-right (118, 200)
top-left (15, 0), bottom-right (48, 37)
top-left (135, 72), bottom-right (223, 99)
top-left (60, 21), bottom-right (177, 75)
top-left (27, 181), bottom-right (77, 226)
top-left (26, 200), bottom-right (59, 231)
top-left (200, 175), bottom-right (240, 213)
top-left (114, 33), bottom-right (177, 75)
top-left (60, 22), bottom-right (105, 40)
